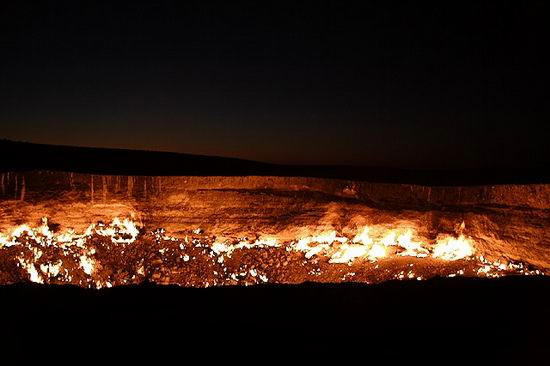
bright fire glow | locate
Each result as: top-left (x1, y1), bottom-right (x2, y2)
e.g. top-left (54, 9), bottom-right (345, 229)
top-left (433, 235), bottom-right (474, 260)
top-left (295, 230), bottom-right (348, 259)
top-left (396, 230), bottom-right (429, 257)
top-left (0, 216), bottom-right (503, 287)
top-left (352, 226), bottom-right (373, 245)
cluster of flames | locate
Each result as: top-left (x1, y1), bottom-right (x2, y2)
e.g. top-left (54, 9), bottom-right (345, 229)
top-left (0, 217), bottom-right (140, 248)
top-left (0, 216), bottom-right (481, 285)
top-left (1, 217), bottom-right (140, 284)
top-left (211, 226), bottom-right (474, 263)
top-left (292, 226), bottom-right (474, 263)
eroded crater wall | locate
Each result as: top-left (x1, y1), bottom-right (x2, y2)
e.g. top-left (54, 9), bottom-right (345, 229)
top-left (1, 171), bottom-right (549, 268)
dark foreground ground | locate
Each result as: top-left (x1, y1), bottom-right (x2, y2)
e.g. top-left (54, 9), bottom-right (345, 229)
top-left (2, 276), bottom-right (550, 355)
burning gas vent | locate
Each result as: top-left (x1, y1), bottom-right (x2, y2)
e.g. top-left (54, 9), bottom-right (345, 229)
top-left (1, 172), bottom-right (548, 287)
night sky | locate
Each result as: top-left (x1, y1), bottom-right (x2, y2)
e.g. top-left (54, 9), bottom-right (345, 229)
top-left (1, 1), bottom-right (547, 169)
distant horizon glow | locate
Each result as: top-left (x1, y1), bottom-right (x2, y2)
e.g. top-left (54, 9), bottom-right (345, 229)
top-left (1, 2), bottom-right (547, 169)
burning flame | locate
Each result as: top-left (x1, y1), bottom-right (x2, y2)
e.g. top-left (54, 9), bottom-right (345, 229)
top-left (329, 227), bottom-right (386, 263)
top-left (211, 236), bottom-right (280, 256)
top-left (290, 224), bottom-right (475, 264)
top-left (433, 235), bottom-right (474, 261)
top-left (295, 230), bottom-right (348, 259)
top-left (0, 217), bottom-right (140, 250)
top-left (352, 226), bottom-right (373, 245)
top-left (395, 230), bottom-right (429, 257)
top-left (0, 217), bottom-right (474, 266)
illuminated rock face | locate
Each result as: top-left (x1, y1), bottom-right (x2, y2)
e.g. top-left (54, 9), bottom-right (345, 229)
top-left (0, 171), bottom-right (548, 287)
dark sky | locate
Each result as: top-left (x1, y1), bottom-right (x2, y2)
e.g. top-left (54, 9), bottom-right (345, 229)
top-left (1, 1), bottom-right (548, 169)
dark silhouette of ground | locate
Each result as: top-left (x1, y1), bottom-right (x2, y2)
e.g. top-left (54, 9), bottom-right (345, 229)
top-left (1, 139), bottom-right (548, 185)
top-left (3, 277), bottom-right (550, 353)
